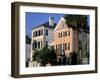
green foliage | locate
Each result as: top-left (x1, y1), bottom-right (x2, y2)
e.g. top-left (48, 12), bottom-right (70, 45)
top-left (32, 50), bottom-right (40, 61)
top-left (47, 47), bottom-right (57, 65)
top-left (26, 35), bottom-right (31, 44)
top-left (32, 47), bottom-right (57, 65)
top-left (83, 51), bottom-right (89, 58)
top-left (64, 15), bottom-right (88, 30)
top-left (79, 40), bottom-right (82, 50)
top-left (38, 47), bottom-right (50, 64)
top-left (69, 52), bottom-right (77, 65)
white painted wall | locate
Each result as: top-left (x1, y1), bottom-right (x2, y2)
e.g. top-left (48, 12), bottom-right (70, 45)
top-left (45, 27), bottom-right (54, 46)
top-left (30, 27), bottom-right (44, 61)
top-left (0, 0), bottom-right (100, 80)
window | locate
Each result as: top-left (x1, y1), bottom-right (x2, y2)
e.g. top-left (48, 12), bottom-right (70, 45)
top-left (38, 30), bottom-right (40, 36)
top-left (68, 31), bottom-right (70, 36)
top-left (40, 30), bottom-right (43, 35)
top-left (33, 30), bottom-right (43, 37)
top-left (64, 32), bottom-right (67, 37)
top-left (58, 32), bottom-right (63, 38)
top-left (65, 31), bottom-right (67, 36)
top-left (63, 31), bottom-right (70, 37)
top-left (63, 32), bottom-right (65, 37)
top-left (64, 43), bottom-right (67, 50)
top-left (60, 33), bottom-right (62, 37)
top-left (35, 42), bottom-right (37, 49)
top-left (38, 42), bottom-right (40, 48)
top-left (37, 31), bottom-right (39, 36)
top-left (58, 33), bottom-right (60, 38)
top-left (45, 41), bottom-right (48, 48)
top-left (33, 32), bottom-right (35, 37)
top-left (65, 43), bottom-right (70, 50)
top-left (35, 32), bottom-right (37, 37)
top-left (45, 29), bottom-right (48, 36)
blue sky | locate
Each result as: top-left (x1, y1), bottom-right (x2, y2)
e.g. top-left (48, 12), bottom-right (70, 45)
top-left (26, 12), bottom-right (64, 38)
top-left (26, 12), bottom-right (90, 38)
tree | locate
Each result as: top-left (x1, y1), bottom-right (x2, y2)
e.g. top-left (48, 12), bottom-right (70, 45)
top-left (64, 15), bottom-right (88, 30)
top-left (38, 47), bottom-right (50, 65)
top-left (26, 35), bottom-right (31, 44)
top-left (32, 47), bottom-right (57, 66)
top-left (32, 50), bottom-right (40, 61)
top-left (69, 52), bottom-right (77, 65)
top-left (48, 47), bottom-right (57, 65)
top-left (64, 15), bottom-right (88, 64)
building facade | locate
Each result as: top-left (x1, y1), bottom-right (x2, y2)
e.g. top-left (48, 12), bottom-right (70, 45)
top-left (29, 16), bottom-right (89, 67)
top-left (53, 17), bottom-right (79, 64)
top-left (29, 17), bottom-right (56, 67)
top-left (78, 29), bottom-right (89, 64)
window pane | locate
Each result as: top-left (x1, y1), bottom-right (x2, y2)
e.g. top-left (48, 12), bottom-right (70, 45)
top-left (45, 41), bottom-right (48, 48)
top-left (63, 32), bottom-right (65, 37)
top-left (40, 30), bottom-right (43, 35)
top-left (65, 31), bottom-right (67, 36)
top-left (37, 31), bottom-right (39, 36)
top-left (61, 33), bottom-right (62, 37)
top-left (36, 31), bottom-right (37, 37)
top-left (33, 32), bottom-right (35, 37)
top-left (68, 31), bottom-right (70, 36)
top-left (39, 30), bottom-right (40, 36)
top-left (45, 29), bottom-right (48, 36)
top-left (35, 42), bottom-right (37, 49)
top-left (65, 43), bottom-right (67, 50)
top-left (38, 42), bottom-right (40, 48)
top-left (58, 33), bottom-right (60, 38)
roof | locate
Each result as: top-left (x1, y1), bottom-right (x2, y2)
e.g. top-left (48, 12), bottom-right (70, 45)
top-left (32, 22), bottom-right (57, 30)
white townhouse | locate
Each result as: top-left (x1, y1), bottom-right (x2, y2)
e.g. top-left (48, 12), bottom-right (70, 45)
top-left (29, 17), bottom-right (56, 67)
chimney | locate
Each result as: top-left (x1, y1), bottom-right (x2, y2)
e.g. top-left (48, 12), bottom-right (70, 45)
top-left (49, 17), bottom-right (54, 26)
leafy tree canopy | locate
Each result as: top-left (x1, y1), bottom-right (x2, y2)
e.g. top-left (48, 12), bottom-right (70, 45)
top-left (26, 35), bottom-right (31, 44)
top-left (32, 47), bottom-right (57, 65)
top-left (64, 15), bottom-right (88, 30)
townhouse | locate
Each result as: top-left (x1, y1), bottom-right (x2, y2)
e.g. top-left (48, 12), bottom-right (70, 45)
top-left (29, 16), bottom-right (89, 67)
top-left (29, 17), bottom-right (56, 67)
top-left (53, 17), bottom-right (79, 64)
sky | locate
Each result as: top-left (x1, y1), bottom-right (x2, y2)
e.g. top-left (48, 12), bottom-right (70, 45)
top-left (26, 12), bottom-right (64, 38)
top-left (26, 12), bottom-right (90, 38)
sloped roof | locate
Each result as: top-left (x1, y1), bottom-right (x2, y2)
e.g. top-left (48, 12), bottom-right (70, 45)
top-left (32, 22), bottom-right (57, 30)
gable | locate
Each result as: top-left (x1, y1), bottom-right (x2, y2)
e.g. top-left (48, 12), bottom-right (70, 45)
top-left (54, 17), bottom-right (68, 31)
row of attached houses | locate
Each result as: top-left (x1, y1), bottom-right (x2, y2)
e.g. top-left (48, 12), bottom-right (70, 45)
top-left (29, 16), bottom-right (89, 67)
